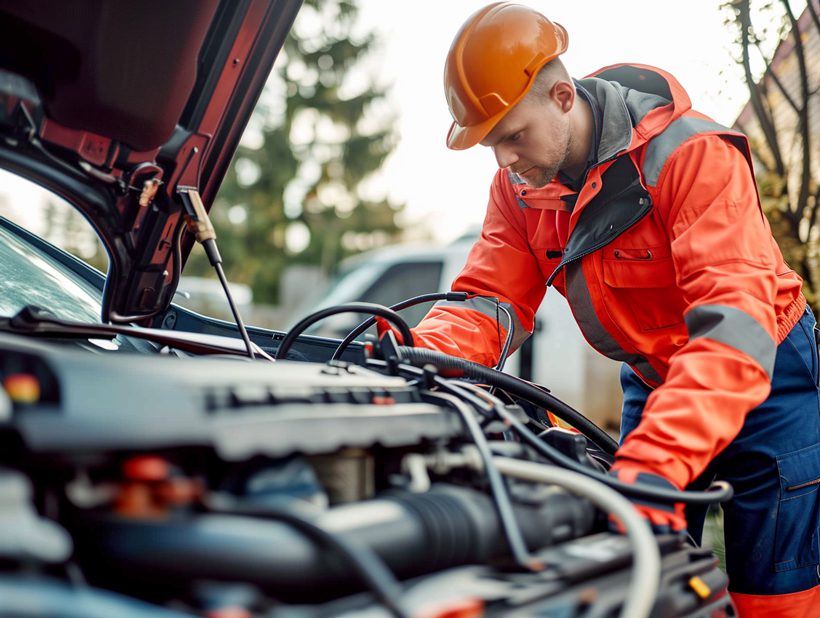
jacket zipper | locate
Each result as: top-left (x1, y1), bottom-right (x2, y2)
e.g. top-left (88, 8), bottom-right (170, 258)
top-left (546, 195), bottom-right (653, 286)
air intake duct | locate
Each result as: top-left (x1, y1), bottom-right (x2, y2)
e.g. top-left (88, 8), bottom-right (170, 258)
top-left (72, 483), bottom-right (595, 602)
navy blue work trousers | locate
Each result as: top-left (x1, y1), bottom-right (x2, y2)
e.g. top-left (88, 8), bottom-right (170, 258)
top-left (619, 307), bottom-right (820, 595)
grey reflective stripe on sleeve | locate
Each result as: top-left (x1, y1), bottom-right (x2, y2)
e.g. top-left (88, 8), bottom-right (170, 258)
top-left (685, 305), bottom-right (776, 378)
top-left (565, 263), bottom-right (663, 384)
top-left (642, 116), bottom-right (747, 188)
top-left (436, 296), bottom-right (530, 352)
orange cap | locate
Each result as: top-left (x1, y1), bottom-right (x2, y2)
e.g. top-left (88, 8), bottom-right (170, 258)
top-left (444, 2), bottom-right (569, 150)
top-left (3, 373), bottom-right (40, 403)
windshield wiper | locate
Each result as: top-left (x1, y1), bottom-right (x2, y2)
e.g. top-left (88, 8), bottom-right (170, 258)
top-left (0, 306), bottom-right (273, 360)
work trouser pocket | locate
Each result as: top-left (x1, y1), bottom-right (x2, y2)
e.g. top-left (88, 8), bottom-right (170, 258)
top-left (774, 442), bottom-right (820, 572)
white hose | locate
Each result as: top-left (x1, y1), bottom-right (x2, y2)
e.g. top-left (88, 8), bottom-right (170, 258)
top-left (491, 457), bottom-right (661, 618)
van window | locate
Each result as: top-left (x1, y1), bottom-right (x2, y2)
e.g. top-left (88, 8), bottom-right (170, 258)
top-left (361, 261), bottom-right (443, 327)
top-left (304, 259), bottom-right (445, 339)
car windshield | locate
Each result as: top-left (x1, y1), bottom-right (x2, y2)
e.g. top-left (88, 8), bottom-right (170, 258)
top-left (0, 221), bottom-right (102, 323)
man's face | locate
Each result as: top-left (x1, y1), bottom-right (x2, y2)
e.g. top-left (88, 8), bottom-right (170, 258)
top-left (480, 92), bottom-right (572, 188)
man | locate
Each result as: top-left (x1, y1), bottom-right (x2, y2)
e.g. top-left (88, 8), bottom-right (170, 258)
top-left (403, 3), bottom-right (820, 616)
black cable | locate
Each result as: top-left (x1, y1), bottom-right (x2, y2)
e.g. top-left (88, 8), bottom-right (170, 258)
top-left (492, 302), bottom-right (514, 372)
top-left (204, 497), bottom-right (410, 618)
top-left (462, 380), bottom-right (733, 506)
top-left (425, 388), bottom-right (544, 572)
top-left (396, 346), bottom-right (619, 455)
top-left (389, 360), bottom-right (732, 506)
top-left (331, 292), bottom-right (469, 361)
top-left (276, 302), bottom-right (414, 361)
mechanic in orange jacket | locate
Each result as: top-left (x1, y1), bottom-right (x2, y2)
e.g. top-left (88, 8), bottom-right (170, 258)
top-left (404, 3), bottom-right (820, 616)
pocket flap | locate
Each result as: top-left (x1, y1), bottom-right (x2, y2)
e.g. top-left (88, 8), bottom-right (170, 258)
top-left (602, 256), bottom-right (677, 289)
top-left (778, 442), bottom-right (820, 496)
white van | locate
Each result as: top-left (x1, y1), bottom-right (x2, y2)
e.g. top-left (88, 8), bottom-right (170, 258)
top-left (303, 235), bottom-right (623, 430)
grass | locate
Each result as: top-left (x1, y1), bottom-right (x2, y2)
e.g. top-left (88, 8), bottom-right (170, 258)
top-left (702, 505), bottom-right (726, 571)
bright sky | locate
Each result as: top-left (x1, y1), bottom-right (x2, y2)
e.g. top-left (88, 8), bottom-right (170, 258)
top-left (356, 0), bottom-right (760, 243)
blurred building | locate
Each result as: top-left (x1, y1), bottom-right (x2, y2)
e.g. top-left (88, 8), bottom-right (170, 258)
top-left (733, 0), bottom-right (819, 188)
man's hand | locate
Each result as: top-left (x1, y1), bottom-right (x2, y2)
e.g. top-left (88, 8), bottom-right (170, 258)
top-left (608, 464), bottom-right (687, 534)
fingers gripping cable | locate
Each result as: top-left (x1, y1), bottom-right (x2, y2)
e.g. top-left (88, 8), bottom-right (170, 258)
top-left (330, 292), bottom-right (469, 361)
top-left (329, 293), bottom-right (516, 372)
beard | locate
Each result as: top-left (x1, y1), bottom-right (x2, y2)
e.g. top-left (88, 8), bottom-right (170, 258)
top-left (519, 162), bottom-right (562, 188)
top-left (515, 123), bottom-right (574, 188)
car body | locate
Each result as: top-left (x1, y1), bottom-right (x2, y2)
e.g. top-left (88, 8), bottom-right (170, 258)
top-left (0, 2), bottom-right (733, 617)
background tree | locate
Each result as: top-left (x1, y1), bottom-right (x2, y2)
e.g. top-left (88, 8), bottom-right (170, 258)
top-left (186, 0), bottom-right (403, 305)
top-left (724, 0), bottom-right (819, 306)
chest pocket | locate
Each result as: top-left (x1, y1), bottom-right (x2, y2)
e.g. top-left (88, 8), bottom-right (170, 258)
top-left (602, 246), bottom-right (684, 331)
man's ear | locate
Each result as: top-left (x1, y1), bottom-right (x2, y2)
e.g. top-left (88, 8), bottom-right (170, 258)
top-left (551, 80), bottom-right (575, 113)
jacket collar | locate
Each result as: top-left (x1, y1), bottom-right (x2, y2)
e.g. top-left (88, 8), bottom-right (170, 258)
top-left (585, 63), bottom-right (693, 149)
top-left (575, 76), bottom-right (636, 162)
top-left (509, 64), bottom-right (692, 206)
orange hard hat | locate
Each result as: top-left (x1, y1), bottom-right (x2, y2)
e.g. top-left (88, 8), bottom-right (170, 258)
top-left (444, 2), bottom-right (569, 150)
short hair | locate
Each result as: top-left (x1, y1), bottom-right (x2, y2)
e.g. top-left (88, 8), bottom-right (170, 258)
top-left (527, 58), bottom-right (571, 102)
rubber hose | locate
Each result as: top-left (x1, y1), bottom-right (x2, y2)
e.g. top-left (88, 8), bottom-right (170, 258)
top-left (397, 346), bottom-right (619, 455)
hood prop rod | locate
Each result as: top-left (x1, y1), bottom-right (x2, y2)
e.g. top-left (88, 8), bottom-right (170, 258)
top-left (177, 186), bottom-right (256, 360)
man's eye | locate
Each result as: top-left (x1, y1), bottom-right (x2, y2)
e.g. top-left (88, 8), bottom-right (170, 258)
top-left (509, 132), bottom-right (523, 142)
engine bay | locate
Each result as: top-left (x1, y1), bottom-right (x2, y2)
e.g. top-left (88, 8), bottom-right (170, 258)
top-left (0, 322), bottom-right (734, 618)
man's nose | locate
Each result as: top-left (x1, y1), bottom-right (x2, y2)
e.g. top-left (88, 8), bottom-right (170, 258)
top-left (493, 144), bottom-right (518, 169)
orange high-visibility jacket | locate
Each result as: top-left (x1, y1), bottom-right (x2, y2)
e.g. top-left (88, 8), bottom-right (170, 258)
top-left (413, 64), bottom-right (805, 489)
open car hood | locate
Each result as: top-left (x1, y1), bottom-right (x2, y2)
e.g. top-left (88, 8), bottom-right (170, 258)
top-left (0, 0), bottom-right (302, 323)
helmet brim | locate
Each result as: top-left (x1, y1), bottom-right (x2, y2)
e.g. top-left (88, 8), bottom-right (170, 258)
top-left (446, 106), bottom-right (508, 151)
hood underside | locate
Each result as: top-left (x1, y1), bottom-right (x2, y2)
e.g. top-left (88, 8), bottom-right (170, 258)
top-left (0, 0), bottom-right (219, 152)
top-left (0, 0), bottom-right (302, 324)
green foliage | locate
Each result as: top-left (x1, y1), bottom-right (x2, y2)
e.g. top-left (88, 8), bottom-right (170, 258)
top-left (187, 0), bottom-right (404, 304)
